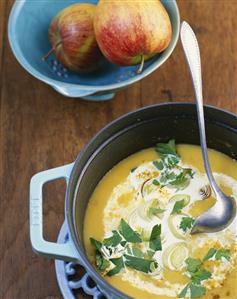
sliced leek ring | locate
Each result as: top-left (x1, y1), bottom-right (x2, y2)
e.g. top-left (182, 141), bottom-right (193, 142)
top-left (129, 201), bottom-right (163, 233)
top-left (149, 262), bottom-right (162, 276)
top-left (170, 244), bottom-right (189, 270)
top-left (137, 202), bottom-right (150, 221)
top-left (128, 209), bottom-right (138, 227)
top-left (168, 213), bottom-right (187, 240)
top-left (141, 179), bottom-right (158, 199)
top-left (141, 227), bottom-right (151, 241)
top-left (169, 194), bottom-right (190, 206)
top-left (162, 242), bottom-right (189, 270)
top-left (137, 199), bottom-right (165, 221)
top-left (128, 209), bottom-right (143, 234)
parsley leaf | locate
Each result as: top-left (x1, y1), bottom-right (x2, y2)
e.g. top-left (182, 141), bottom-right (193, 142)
top-left (179, 217), bottom-right (195, 232)
top-left (131, 247), bottom-right (144, 258)
top-left (130, 167), bottom-right (137, 173)
top-left (126, 246), bottom-right (132, 255)
top-left (124, 255), bottom-right (157, 273)
top-left (171, 199), bottom-right (186, 214)
top-left (167, 154), bottom-right (180, 167)
top-left (155, 139), bottom-right (177, 156)
top-left (179, 283), bottom-right (206, 298)
top-left (202, 248), bottom-right (231, 262)
top-left (203, 248), bottom-right (217, 261)
top-left (103, 231), bottom-right (122, 247)
top-left (120, 240), bottom-right (127, 247)
top-left (185, 258), bottom-right (202, 273)
top-left (147, 249), bottom-right (155, 258)
top-left (153, 140), bottom-right (194, 190)
top-left (152, 179), bottom-right (160, 186)
top-left (215, 249), bottom-right (231, 261)
top-left (164, 171), bottom-right (177, 181)
top-left (149, 224), bottom-right (162, 251)
top-left (189, 283), bottom-right (206, 298)
top-left (119, 219), bottom-right (142, 243)
top-left (107, 257), bottom-right (124, 277)
top-left (178, 283), bottom-right (190, 298)
top-left (90, 238), bottom-right (103, 252)
top-left (179, 247), bottom-right (229, 298)
top-left (170, 168), bottom-right (194, 189)
top-left (153, 160), bottom-right (164, 170)
top-left (191, 268), bottom-right (212, 284)
top-left (95, 252), bottom-right (110, 272)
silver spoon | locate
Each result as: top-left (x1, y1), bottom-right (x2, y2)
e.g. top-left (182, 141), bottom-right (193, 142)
top-left (180, 21), bottom-right (236, 234)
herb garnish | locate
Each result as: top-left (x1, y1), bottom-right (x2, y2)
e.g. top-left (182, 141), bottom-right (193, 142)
top-left (103, 230), bottom-right (122, 247)
top-left (179, 247), bottom-right (231, 298)
top-left (179, 282), bottom-right (206, 298)
top-left (170, 168), bottom-right (194, 189)
top-left (119, 218), bottom-right (142, 243)
top-left (124, 255), bottom-right (158, 273)
top-left (153, 160), bottom-right (164, 170)
top-left (90, 220), bottom-right (162, 276)
top-left (147, 249), bottom-right (155, 258)
top-left (203, 248), bottom-right (231, 262)
top-left (191, 268), bottom-right (212, 284)
top-left (178, 283), bottom-right (190, 298)
top-left (90, 238), bottom-right (103, 251)
top-left (152, 179), bottom-right (160, 186)
top-left (149, 224), bottom-right (162, 251)
top-left (155, 139), bottom-right (178, 156)
top-left (179, 216), bottom-right (195, 232)
top-left (95, 252), bottom-right (110, 272)
top-left (215, 249), bottom-right (231, 261)
top-left (202, 248), bottom-right (217, 261)
top-left (130, 167), bottom-right (137, 173)
top-left (178, 256), bottom-right (211, 298)
top-left (153, 140), bottom-right (194, 190)
top-left (171, 199), bottom-right (187, 214)
top-left (130, 246), bottom-right (144, 258)
top-left (189, 283), bottom-right (206, 298)
top-left (107, 257), bottom-right (124, 276)
top-left (185, 257), bottom-right (202, 272)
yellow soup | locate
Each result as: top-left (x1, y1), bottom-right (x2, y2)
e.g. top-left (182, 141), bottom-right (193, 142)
top-left (83, 144), bottom-right (237, 299)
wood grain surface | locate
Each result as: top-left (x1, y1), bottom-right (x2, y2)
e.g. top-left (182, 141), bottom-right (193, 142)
top-left (0, 0), bottom-right (236, 298)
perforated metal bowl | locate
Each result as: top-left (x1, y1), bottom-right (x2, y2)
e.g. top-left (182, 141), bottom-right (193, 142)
top-left (8, 0), bottom-right (180, 100)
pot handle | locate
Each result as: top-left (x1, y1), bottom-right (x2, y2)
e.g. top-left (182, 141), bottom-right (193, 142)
top-left (30, 163), bottom-right (78, 261)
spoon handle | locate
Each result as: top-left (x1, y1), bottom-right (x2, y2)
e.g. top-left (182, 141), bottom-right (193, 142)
top-left (180, 21), bottom-right (220, 195)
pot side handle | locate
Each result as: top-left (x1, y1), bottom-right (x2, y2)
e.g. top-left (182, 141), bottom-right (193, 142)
top-left (30, 163), bottom-right (78, 262)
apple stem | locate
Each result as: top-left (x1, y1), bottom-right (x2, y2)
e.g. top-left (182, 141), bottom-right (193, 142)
top-left (137, 54), bottom-right (145, 74)
top-left (42, 41), bottom-right (62, 61)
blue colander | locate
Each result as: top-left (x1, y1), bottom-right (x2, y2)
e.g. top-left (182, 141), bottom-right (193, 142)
top-left (8, 0), bottom-right (180, 101)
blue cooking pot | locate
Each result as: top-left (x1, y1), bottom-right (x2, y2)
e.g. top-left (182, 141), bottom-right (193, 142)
top-left (30, 103), bottom-right (237, 298)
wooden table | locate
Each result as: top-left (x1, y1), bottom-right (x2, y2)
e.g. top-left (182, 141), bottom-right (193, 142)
top-left (0, 0), bottom-right (236, 298)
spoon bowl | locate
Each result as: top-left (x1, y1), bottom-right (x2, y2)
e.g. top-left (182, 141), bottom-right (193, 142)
top-left (180, 21), bottom-right (237, 234)
top-left (191, 193), bottom-right (236, 234)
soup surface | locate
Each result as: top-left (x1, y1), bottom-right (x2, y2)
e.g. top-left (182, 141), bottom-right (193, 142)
top-left (84, 142), bottom-right (237, 299)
